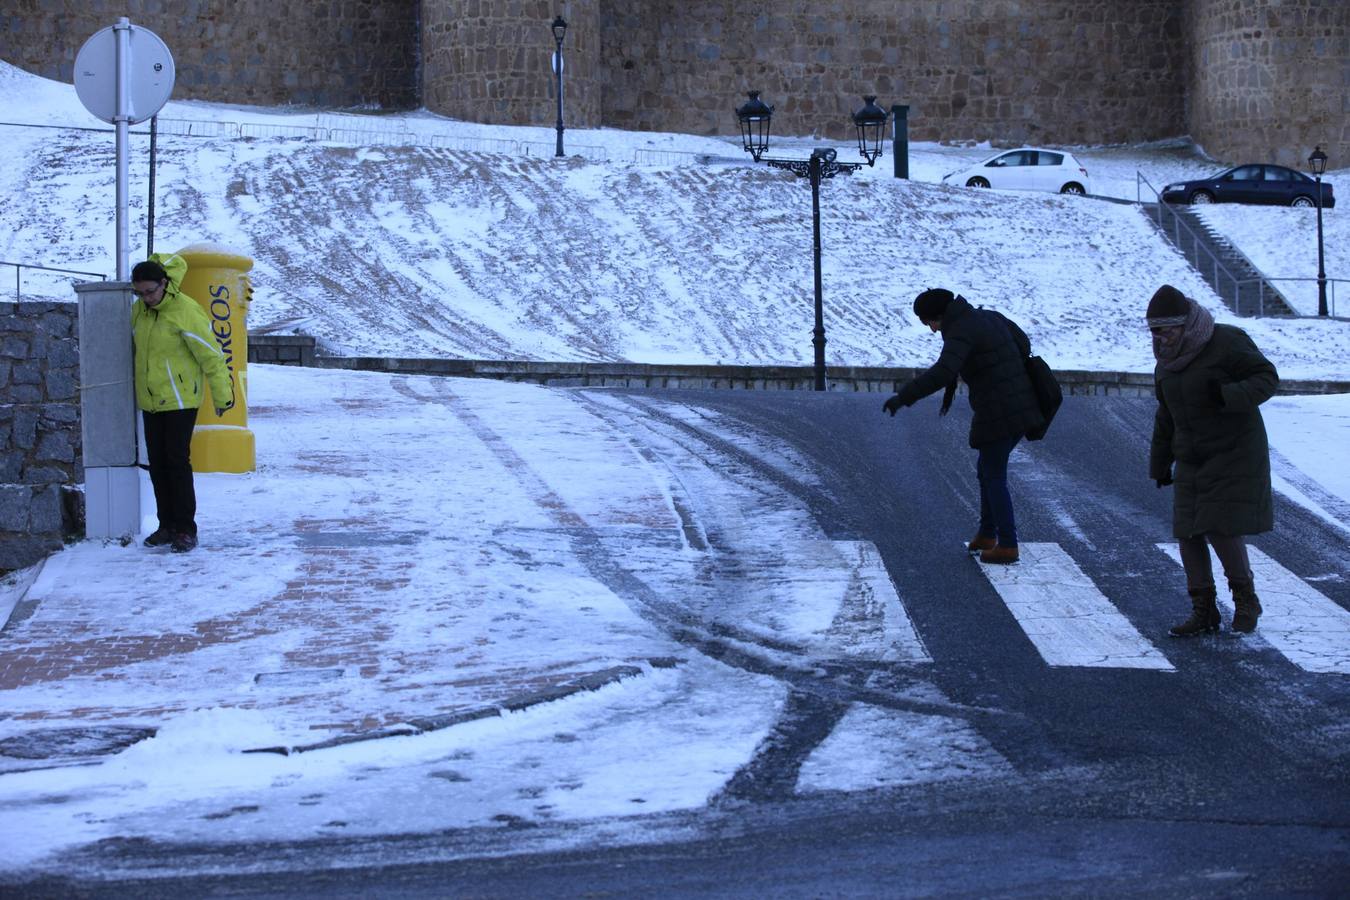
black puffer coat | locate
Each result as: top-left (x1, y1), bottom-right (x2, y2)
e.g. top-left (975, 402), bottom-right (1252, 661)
top-left (895, 297), bottom-right (1044, 447)
top-left (1150, 324), bottom-right (1278, 537)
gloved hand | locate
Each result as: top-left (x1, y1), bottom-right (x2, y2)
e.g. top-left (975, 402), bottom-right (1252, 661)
top-left (215, 399), bottom-right (234, 417)
top-left (1208, 380), bottom-right (1225, 408)
top-left (939, 381), bottom-right (957, 417)
top-left (883, 394), bottom-right (906, 417)
top-left (1156, 473), bottom-right (1173, 488)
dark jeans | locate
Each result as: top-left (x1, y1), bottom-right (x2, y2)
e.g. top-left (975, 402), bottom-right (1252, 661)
top-left (976, 434), bottom-right (1022, 547)
top-left (143, 408), bottom-right (199, 536)
top-left (1179, 533), bottom-right (1253, 592)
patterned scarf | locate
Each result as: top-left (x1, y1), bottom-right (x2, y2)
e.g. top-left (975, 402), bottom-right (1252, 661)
top-left (1150, 298), bottom-right (1214, 372)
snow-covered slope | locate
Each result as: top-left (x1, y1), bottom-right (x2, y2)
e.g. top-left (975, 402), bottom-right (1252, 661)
top-left (2, 61), bottom-right (1346, 379)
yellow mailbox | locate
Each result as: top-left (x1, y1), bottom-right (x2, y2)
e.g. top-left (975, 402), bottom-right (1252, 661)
top-left (178, 243), bottom-right (255, 473)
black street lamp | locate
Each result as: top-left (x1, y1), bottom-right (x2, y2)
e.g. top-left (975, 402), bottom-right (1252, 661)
top-left (551, 15), bottom-right (567, 158)
top-left (736, 93), bottom-right (888, 391)
top-left (1309, 145), bottom-right (1328, 316)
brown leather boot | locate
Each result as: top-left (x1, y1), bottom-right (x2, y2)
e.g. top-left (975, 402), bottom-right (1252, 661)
top-left (967, 533), bottom-right (997, 552)
top-left (979, 544), bottom-right (1019, 565)
top-left (1231, 580), bottom-right (1263, 634)
top-left (1169, 585), bottom-right (1221, 637)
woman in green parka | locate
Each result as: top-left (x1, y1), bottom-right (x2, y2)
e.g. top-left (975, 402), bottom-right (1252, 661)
top-left (131, 254), bottom-right (234, 553)
top-left (1146, 285), bottom-right (1278, 636)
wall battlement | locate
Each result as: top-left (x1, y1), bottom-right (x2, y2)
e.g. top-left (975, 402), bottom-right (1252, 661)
top-left (1, 1), bottom-right (1345, 165)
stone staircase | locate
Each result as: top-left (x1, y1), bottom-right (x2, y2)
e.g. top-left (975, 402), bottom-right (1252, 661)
top-left (1143, 201), bottom-right (1295, 317)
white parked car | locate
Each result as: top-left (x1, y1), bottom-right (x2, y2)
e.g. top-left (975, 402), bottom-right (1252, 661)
top-left (942, 148), bottom-right (1092, 196)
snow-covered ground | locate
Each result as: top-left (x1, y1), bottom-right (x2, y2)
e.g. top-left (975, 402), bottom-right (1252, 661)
top-left (2, 60), bottom-right (1347, 378)
top-left (1, 56), bottom-right (1348, 877)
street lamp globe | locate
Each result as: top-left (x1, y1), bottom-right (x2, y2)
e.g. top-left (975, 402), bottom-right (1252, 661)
top-left (1309, 145), bottom-right (1328, 177)
top-left (551, 15), bottom-right (567, 42)
top-left (736, 91), bottom-right (774, 162)
top-left (852, 95), bottom-right (888, 166)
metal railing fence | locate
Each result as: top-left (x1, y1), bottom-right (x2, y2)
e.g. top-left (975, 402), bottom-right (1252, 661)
top-left (2, 261), bottom-right (108, 303)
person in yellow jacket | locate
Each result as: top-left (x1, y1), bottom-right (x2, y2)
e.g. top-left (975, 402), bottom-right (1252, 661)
top-left (131, 254), bottom-right (234, 553)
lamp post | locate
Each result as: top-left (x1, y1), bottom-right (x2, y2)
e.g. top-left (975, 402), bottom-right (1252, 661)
top-left (551, 15), bottom-right (567, 158)
top-left (735, 92), bottom-right (888, 391)
top-left (1309, 145), bottom-right (1328, 316)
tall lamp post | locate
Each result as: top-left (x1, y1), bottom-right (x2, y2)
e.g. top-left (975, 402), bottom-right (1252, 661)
top-left (736, 92), bottom-right (888, 391)
top-left (551, 15), bottom-right (567, 157)
top-left (1309, 145), bottom-right (1328, 316)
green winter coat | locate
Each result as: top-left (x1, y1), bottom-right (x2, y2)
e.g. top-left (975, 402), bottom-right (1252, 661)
top-left (1149, 324), bottom-right (1278, 538)
top-left (131, 253), bottom-right (234, 413)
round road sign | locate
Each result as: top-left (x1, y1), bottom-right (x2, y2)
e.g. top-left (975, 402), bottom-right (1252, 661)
top-left (74, 22), bottom-right (175, 125)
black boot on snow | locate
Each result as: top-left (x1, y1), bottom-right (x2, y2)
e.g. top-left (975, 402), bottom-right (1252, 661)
top-left (1169, 587), bottom-right (1221, 637)
top-left (1231, 582), bottom-right (1263, 634)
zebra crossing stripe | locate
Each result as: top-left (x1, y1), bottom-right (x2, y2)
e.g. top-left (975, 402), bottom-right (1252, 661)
top-left (975, 542), bottom-right (1175, 670)
top-left (1156, 543), bottom-right (1350, 674)
top-left (830, 541), bottom-right (931, 663)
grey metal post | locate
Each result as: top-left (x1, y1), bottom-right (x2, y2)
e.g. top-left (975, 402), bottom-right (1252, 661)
top-left (77, 280), bottom-right (141, 538)
top-left (891, 104), bottom-right (909, 179)
top-left (114, 17), bottom-right (131, 280)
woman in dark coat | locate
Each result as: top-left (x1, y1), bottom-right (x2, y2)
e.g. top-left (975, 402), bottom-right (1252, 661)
top-left (1146, 285), bottom-right (1278, 636)
top-left (884, 289), bottom-right (1044, 564)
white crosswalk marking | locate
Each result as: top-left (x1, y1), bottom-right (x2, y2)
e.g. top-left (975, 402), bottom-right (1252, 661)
top-left (829, 540), bottom-right (931, 663)
top-left (975, 542), bottom-right (1174, 670)
top-left (1156, 543), bottom-right (1350, 674)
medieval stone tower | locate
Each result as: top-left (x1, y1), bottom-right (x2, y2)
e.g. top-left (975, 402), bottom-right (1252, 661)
top-left (2, 1), bottom-right (1345, 166)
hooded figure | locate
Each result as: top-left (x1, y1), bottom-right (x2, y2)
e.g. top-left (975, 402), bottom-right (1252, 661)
top-left (1146, 284), bottom-right (1278, 636)
top-left (131, 253), bottom-right (234, 552)
top-left (883, 289), bottom-right (1043, 564)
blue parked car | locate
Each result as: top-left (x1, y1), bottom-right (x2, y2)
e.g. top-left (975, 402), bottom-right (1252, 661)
top-left (1161, 164), bottom-right (1335, 208)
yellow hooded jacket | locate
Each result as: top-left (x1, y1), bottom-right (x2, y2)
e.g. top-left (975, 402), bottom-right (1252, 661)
top-left (131, 253), bottom-right (234, 413)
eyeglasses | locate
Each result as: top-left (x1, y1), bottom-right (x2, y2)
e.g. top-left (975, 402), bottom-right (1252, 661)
top-left (132, 283), bottom-right (164, 298)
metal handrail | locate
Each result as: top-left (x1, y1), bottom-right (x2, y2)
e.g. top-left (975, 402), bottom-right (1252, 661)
top-left (0, 119), bottom-right (611, 160)
top-left (2, 261), bottom-right (108, 302)
top-left (1240, 276), bottom-right (1344, 318)
top-left (1135, 172), bottom-right (1282, 316)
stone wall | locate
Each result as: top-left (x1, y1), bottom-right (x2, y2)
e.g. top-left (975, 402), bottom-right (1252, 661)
top-left (1189, 0), bottom-right (1350, 168)
top-left (596, 0), bottom-right (1188, 146)
top-left (422, 0), bottom-right (602, 130)
top-left (1, 1), bottom-right (1345, 164)
top-left (0, 0), bottom-right (419, 109)
top-left (0, 303), bottom-right (82, 573)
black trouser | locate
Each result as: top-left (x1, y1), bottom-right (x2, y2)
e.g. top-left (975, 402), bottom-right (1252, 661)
top-left (143, 408), bottom-right (199, 536)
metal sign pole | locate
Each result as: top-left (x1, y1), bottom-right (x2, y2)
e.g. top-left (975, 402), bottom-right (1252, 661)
top-left (114, 17), bottom-right (131, 280)
top-left (147, 114), bottom-right (157, 255)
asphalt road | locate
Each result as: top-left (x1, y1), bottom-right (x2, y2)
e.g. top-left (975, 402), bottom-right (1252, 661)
top-left (7, 390), bottom-right (1349, 898)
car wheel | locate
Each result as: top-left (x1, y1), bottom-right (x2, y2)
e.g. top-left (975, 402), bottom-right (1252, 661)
top-left (966, 177), bottom-right (990, 188)
top-left (1291, 196), bottom-right (1315, 208)
top-left (1059, 183), bottom-right (1086, 196)
top-left (1190, 190), bottom-right (1214, 204)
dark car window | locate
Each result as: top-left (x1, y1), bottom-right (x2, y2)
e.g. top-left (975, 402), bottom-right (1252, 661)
top-left (989, 151), bottom-right (1034, 167)
top-left (1036, 152), bottom-right (1064, 166)
top-left (1265, 166), bottom-right (1295, 181)
top-left (1229, 165), bottom-right (1263, 181)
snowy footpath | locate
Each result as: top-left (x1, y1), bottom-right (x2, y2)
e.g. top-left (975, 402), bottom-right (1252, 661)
top-left (0, 364), bottom-right (1347, 872)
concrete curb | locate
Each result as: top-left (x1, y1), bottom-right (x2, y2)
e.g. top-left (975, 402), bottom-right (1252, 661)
top-left (245, 339), bottom-right (1350, 396)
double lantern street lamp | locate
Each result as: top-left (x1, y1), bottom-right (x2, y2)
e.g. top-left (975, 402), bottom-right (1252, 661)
top-left (551, 16), bottom-right (567, 157)
top-left (1309, 145), bottom-right (1329, 317)
top-left (736, 92), bottom-right (890, 391)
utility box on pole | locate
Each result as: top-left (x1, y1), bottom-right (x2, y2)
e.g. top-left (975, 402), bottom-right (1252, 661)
top-left (77, 280), bottom-right (140, 539)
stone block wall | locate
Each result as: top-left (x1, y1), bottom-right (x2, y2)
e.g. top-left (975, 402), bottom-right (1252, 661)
top-left (596, 0), bottom-right (1188, 147)
top-left (1, 2), bottom-right (1345, 165)
top-left (0, 303), bottom-right (82, 573)
top-left (0, 0), bottom-right (419, 110)
top-left (1188, 0), bottom-right (1350, 168)
top-left (422, 0), bottom-right (603, 130)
